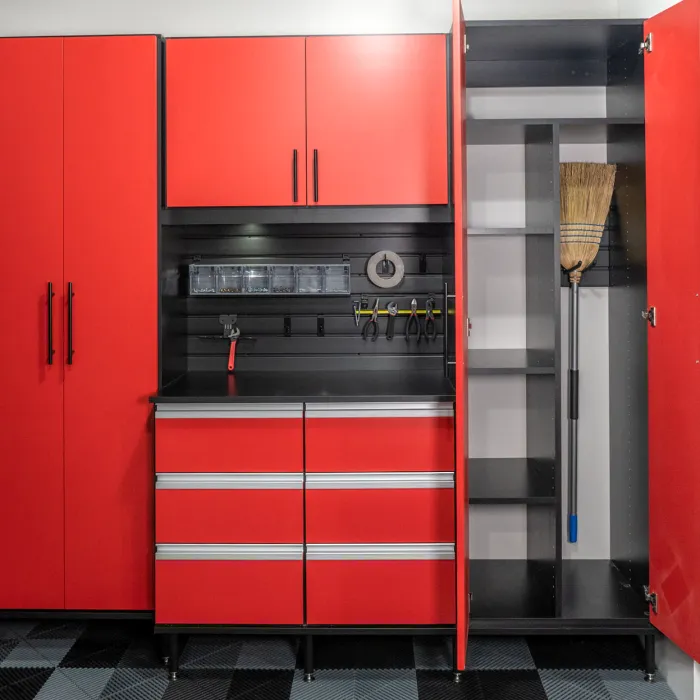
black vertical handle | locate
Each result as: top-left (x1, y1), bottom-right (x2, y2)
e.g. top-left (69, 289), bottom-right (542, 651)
top-left (47, 282), bottom-right (55, 365)
top-left (67, 282), bottom-right (74, 365)
top-left (293, 149), bottom-right (298, 203)
top-left (313, 149), bottom-right (319, 203)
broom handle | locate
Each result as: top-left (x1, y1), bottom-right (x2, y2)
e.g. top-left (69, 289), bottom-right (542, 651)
top-left (568, 281), bottom-right (579, 544)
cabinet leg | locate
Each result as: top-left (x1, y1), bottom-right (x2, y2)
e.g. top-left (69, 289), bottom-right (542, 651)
top-left (644, 634), bottom-right (656, 682)
top-left (452, 633), bottom-right (464, 683)
top-left (168, 634), bottom-right (179, 681)
top-left (304, 635), bottom-right (315, 682)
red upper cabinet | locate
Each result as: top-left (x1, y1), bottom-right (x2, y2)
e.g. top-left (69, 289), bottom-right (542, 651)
top-left (166, 38), bottom-right (307, 207)
top-left (306, 35), bottom-right (449, 206)
top-left (63, 36), bottom-right (158, 611)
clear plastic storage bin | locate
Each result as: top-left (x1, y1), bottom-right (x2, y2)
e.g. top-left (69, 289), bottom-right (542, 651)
top-left (297, 266), bottom-right (324, 294)
top-left (271, 266), bottom-right (296, 294)
top-left (218, 266), bottom-right (244, 294)
top-left (324, 265), bottom-right (351, 294)
top-left (245, 266), bottom-right (270, 294)
top-left (189, 265), bottom-right (218, 294)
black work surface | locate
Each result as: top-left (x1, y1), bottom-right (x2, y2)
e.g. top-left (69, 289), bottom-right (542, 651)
top-left (151, 371), bottom-right (455, 403)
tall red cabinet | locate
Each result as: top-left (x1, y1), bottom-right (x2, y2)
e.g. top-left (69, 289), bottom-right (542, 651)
top-left (0, 36), bottom-right (158, 611)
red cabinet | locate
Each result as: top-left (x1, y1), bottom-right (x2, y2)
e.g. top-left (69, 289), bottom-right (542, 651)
top-left (164, 35), bottom-right (448, 208)
top-left (62, 35), bottom-right (158, 611)
top-left (306, 35), bottom-right (448, 206)
top-left (155, 473), bottom-right (304, 544)
top-left (306, 545), bottom-right (455, 625)
top-left (305, 472), bottom-right (454, 543)
top-left (155, 403), bottom-right (304, 472)
top-left (0, 36), bottom-right (158, 612)
top-left (156, 548), bottom-right (304, 625)
top-left (166, 38), bottom-right (307, 207)
top-left (305, 403), bottom-right (455, 472)
top-left (0, 38), bottom-right (65, 609)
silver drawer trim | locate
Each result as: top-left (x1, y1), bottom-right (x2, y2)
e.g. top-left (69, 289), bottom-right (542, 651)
top-left (156, 544), bottom-right (304, 561)
top-left (156, 403), bottom-right (303, 419)
top-left (305, 472), bottom-right (454, 489)
top-left (156, 473), bottom-right (304, 490)
top-left (306, 543), bottom-right (455, 561)
top-left (305, 402), bottom-right (454, 418)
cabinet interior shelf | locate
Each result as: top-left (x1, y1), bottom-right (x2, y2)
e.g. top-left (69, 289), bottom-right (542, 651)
top-left (468, 227), bottom-right (554, 236)
top-left (469, 560), bottom-right (650, 633)
top-left (469, 458), bottom-right (556, 504)
top-left (469, 349), bottom-right (555, 375)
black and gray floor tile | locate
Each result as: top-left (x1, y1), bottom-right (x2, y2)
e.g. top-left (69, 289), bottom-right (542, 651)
top-left (0, 621), bottom-right (678, 699)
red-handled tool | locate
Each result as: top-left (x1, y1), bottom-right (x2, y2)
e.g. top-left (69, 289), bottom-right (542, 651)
top-left (219, 314), bottom-right (241, 374)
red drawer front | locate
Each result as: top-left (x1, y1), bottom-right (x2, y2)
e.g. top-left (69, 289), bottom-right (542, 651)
top-left (156, 559), bottom-right (303, 625)
top-left (156, 409), bottom-right (303, 473)
top-left (306, 484), bottom-right (454, 543)
top-left (305, 415), bottom-right (455, 472)
top-left (156, 488), bottom-right (303, 544)
top-left (306, 558), bottom-right (455, 625)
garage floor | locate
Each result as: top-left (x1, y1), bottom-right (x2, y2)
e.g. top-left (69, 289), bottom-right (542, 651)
top-left (0, 621), bottom-right (678, 699)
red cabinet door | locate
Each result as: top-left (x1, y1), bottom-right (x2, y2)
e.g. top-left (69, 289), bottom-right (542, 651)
top-left (63, 36), bottom-right (158, 611)
top-left (645, 0), bottom-right (700, 664)
top-left (166, 38), bottom-right (307, 207)
top-left (0, 38), bottom-right (65, 609)
top-left (306, 35), bottom-right (448, 206)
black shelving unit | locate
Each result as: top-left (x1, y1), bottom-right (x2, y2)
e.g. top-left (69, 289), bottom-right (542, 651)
top-left (465, 20), bottom-right (651, 641)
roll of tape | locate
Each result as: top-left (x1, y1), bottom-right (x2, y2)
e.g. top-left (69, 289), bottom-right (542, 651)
top-left (366, 250), bottom-right (405, 289)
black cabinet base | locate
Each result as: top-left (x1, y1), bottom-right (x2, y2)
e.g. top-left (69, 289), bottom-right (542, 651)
top-left (0, 610), bottom-right (153, 621)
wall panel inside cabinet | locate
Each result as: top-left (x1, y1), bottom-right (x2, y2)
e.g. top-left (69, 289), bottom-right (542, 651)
top-left (160, 223), bottom-right (451, 380)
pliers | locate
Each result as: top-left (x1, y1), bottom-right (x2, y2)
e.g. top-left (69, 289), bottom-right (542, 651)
top-left (424, 297), bottom-right (437, 341)
top-left (362, 298), bottom-right (380, 341)
top-left (405, 298), bottom-right (421, 342)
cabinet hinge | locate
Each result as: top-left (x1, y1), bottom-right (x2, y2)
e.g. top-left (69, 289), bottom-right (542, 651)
top-left (464, 35), bottom-right (469, 54)
top-left (644, 585), bottom-right (658, 614)
top-left (642, 306), bottom-right (656, 327)
top-left (639, 33), bottom-right (653, 54)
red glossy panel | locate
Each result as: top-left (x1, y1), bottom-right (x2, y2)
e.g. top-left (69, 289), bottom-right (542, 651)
top-left (156, 560), bottom-right (303, 624)
top-left (63, 36), bottom-right (158, 611)
top-left (452, 0), bottom-right (470, 671)
top-left (645, 0), bottom-right (700, 664)
top-left (0, 38), bottom-right (65, 609)
top-left (306, 489), bottom-right (454, 543)
top-left (306, 35), bottom-right (448, 206)
top-left (156, 489), bottom-right (303, 543)
top-left (166, 38), bottom-right (307, 206)
top-left (307, 560), bottom-right (455, 625)
top-left (156, 418), bottom-right (303, 472)
top-left (305, 417), bottom-right (454, 472)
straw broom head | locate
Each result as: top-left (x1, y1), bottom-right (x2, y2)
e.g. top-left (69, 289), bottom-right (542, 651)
top-left (560, 162), bottom-right (616, 284)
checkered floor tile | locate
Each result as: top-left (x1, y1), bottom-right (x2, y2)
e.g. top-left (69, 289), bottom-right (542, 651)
top-left (0, 621), bottom-right (678, 699)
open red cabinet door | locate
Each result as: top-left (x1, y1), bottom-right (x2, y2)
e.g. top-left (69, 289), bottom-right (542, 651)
top-left (452, 0), bottom-right (469, 673)
top-left (645, 0), bottom-right (700, 665)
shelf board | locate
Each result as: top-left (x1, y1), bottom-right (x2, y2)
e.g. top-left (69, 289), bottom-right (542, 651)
top-left (469, 560), bottom-right (651, 634)
top-left (467, 117), bottom-right (644, 145)
top-left (468, 226), bottom-right (554, 237)
top-left (469, 349), bottom-right (555, 375)
top-left (469, 458), bottom-right (556, 504)
top-left (161, 205), bottom-right (454, 227)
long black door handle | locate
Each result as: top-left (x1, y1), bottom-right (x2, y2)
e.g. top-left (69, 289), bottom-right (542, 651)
top-left (47, 282), bottom-right (55, 365)
top-left (67, 282), bottom-right (74, 365)
top-left (313, 149), bottom-right (319, 203)
top-left (293, 149), bottom-right (298, 203)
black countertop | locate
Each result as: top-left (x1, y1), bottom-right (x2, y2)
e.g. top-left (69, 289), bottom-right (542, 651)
top-left (151, 371), bottom-right (455, 404)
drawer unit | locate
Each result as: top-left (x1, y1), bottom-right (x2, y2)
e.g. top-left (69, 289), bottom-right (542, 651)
top-left (306, 544), bottom-right (455, 625)
top-left (306, 472), bottom-right (454, 543)
top-left (155, 544), bottom-right (303, 625)
top-left (155, 403), bottom-right (303, 473)
top-left (155, 473), bottom-right (303, 544)
top-left (305, 403), bottom-right (455, 472)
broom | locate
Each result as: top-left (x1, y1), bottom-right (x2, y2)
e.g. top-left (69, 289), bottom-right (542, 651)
top-left (560, 162), bottom-right (616, 544)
